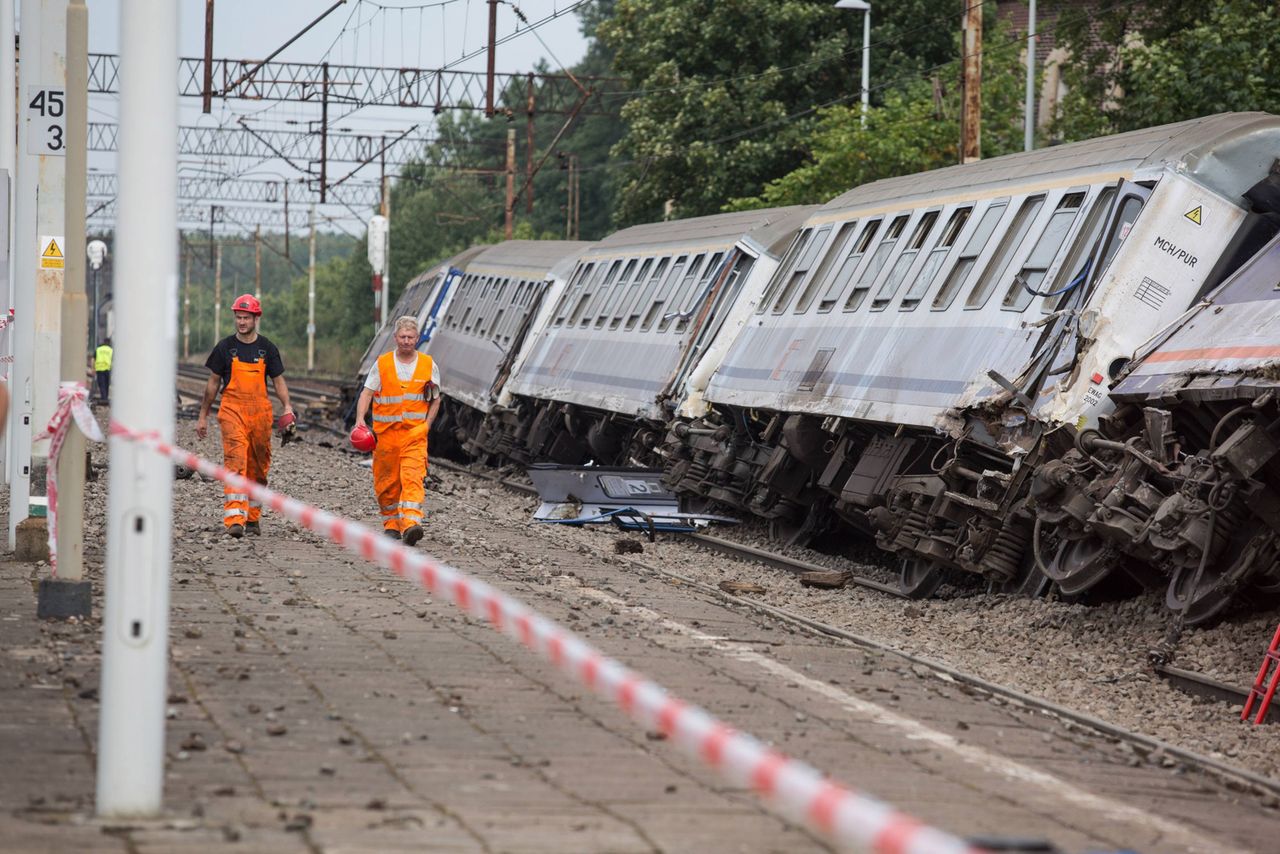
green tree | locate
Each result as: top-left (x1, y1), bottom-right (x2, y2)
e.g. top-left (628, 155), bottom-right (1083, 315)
top-left (728, 20), bottom-right (1030, 209)
top-left (599, 0), bottom-right (970, 225)
top-left (1049, 0), bottom-right (1280, 137)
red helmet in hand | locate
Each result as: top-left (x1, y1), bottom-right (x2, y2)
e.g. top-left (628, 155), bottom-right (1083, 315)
top-left (350, 424), bottom-right (376, 452)
top-left (276, 411), bottom-right (296, 432)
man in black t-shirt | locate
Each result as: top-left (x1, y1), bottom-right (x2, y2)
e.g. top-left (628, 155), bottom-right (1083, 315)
top-left (196, 294), bottom-right (295, 538)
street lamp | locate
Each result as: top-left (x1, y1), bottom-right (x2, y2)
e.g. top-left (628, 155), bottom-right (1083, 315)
top-left (835, 0), bottom-right (871, 128)
top-left (87, 239), bottom-right (108, 348)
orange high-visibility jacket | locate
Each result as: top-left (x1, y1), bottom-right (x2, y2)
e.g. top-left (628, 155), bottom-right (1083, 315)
top-left (371, 352), bottom-right (435, 435)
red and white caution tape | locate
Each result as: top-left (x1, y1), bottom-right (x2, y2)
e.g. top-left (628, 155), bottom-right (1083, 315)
top-left (36, 382), bottom-right (104, 573)
top-left (110, 420), bottom-right (980, 854)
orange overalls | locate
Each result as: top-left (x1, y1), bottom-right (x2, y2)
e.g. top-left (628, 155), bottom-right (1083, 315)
top-left (218, 355), bottom-right (273, 528)
top-left (371, 352), bottom-right (435, 533)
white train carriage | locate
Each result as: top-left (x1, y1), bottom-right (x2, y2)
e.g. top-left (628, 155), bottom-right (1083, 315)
top-left (667, 113), bottom-right (1280, 597)
top-left (485, 206), bottom-right (815, 465)
top-left (421, 240), bottom-right (591, 457)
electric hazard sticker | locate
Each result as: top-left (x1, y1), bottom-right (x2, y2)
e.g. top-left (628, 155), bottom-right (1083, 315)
top-left (39, 235), bottom-right (65, 270)
top-left (1184, 205), bottom-right (1203, 226)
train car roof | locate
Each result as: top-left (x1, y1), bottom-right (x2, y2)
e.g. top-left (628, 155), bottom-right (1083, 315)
top-left (819, 112), bottom-right (1280, 217)
top-left (463, 239), bottom-right (592, 281)
top-left (580, 205), bottom-right (817, 259)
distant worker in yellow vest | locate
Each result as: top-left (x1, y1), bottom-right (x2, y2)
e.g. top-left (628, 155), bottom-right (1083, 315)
top-left (94, 338), bottom-right (113, 403)
top-left (353, 316), bottom-right (441, 544)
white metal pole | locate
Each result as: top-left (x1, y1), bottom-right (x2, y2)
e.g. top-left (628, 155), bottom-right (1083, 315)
top-left (860, 8), bottom-right (870, 128)
top-left (1024, 0), bottom-right (1036, 152)
top-left (54, 0), bottom-right (88, 585)
top-left (307, 204), bottom-right (315, 372)
top-left (10, 0), bottom-right (66, 549)
top-left (0, 0), bottom-right (15, 488)
top-left (96, 0), bottom-right (178, 817)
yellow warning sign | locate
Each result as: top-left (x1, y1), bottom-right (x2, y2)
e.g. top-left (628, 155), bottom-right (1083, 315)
top-left (39, 235), bottom-right (65, 270)
top-left (1184, 205), bottom-right (1203, 226)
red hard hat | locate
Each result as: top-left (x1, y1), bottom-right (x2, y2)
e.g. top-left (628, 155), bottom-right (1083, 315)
top-left (231, 293), bottom-right (262, 315)
top-left (350, 424), bottom-right (376, 452)
top-left (276, 412), bottom-right (296, 432)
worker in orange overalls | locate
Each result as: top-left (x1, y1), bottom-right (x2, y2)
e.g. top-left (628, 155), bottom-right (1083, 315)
top-left (196, 294), bottom-right (295, 538)
top-left (353, 315), bottom-right (440, 545)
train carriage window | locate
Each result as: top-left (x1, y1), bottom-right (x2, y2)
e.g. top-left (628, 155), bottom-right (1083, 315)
top-left (844, 214), bottom-right (908, 311)
top-left (579, 260), bottom-right (622, 327)
top-left (932, 201), bottom-right (1007, 310)
top-left (756, 230), bottom-right (812, 314)
top-left (677, 251), bottom-right (725, 331)
top-left (626, 257), bottom-right (669, 330)
top-left (1040, 188), bottom-right (1116, 313)
top-left (553, 263), bottom-right (594, 327)
top-left (659, 254), bottom-right (706, 332)
top-left (1096, 194), bottom-right (1146, 280)
top-left (872, 211), bottom-right (939, 309)
top-left (568, 263), bottom-right (609, 326)
top-left (1002, 192), bottom-right (1085, 311)
top-left (772, 225), bottom-right (831, 313)
top-left (641, 255), bottom-right (687, 331)
top-left (610, 258), bottom-right (653, 329)
top-left (795, 221), bottom-right (857, 313)
top-left (817, 219), bottom-right (878, 311)
top-left (596, 259), bottom-right (639, 328)
top-left (901, 206), bottom-right (971, 309)
top-left (965, 196), bottom-right (1045, 309)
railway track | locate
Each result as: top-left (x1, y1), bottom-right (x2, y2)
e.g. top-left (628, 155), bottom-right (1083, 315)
top-left (430, 455), bottom-right (1280, 803)
top-left (174, 363), bottom-right (346, 420)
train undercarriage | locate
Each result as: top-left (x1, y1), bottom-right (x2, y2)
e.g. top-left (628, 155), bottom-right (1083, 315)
top-left (660, 390), bottom-right (1280, 624)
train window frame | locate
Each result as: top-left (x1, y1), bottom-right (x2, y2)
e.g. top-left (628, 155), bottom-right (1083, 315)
top-left (901, 205), bottom-right (972, 310)
top-left (1002, 190), bottom-right (1087, 311)
top-left (772, 224), bottom-right (832, 314)
top-left (844, 213), bottom-right (909, 312)
top-left (931, 199), bottom-right (1009, 311)
top-left (567, 263), bottom-right (608, 327)
top-left (610, 257), bottom-right (654, 330)
top-left (579, 259), bottom-right (622, 327)
top-left (553, 263), bottom-right (594, 327)
top-left (795, 220), bottom-right (858, 314)
top-left (597, 258), bottom-right (640, 329)
top-left (625, 256), bottom-right (670, 331)
top-left (659, 253), bottom-right (706, 333)
top-left (1040, 186), bottom-right (1116, 313)
top-left (756, 230), bottom-right (811, 315)
top-left (965, 194), bottom-right (1046, 310)
top-left (676, 251), bottom-right (726, 332)
top-left (872, 209), bottom-right (940, 310)
top-left (817, 219), bottom-right (879, 312)
top-left (641, 255), bottom-right (687, 332)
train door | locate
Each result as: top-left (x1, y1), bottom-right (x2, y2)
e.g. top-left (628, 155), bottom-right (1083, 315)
top-left (1078, 180), bottom-right (1153, 302)
top-left (417, 266), bottom-right (463, 348)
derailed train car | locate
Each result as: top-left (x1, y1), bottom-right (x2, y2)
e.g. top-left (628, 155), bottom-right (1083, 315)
top-left (1031, 231), bottom-right (1280, 623)
top-left (662, 113), bottom-right (1280, 612)
top-left (470, 207), bottom-right (815, 466)
top-left (421, 240), bottom-right (592, 457)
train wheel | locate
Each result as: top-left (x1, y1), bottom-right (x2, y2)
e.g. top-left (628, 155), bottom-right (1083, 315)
top-left (1043, 536), bottom-right (1118, 595)
top-left (988, 553), bottom-right (1053, 597)
top-left (898, 556), bottom-right (946, 599)
top-left (1166, 531), bottom-right (1271, 625)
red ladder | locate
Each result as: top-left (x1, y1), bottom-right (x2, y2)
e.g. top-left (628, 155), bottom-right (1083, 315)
top-left (1242, 623), bottom-right (1280, 725)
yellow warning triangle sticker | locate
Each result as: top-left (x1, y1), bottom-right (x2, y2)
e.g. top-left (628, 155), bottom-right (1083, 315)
top-left (42, 238), bottom-right (63, 258)
top-left (1184, 206), bottom-right (1202, 226)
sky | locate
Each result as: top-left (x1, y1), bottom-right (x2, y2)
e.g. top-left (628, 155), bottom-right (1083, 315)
top-left (78, 0), bottom-right (593, 233)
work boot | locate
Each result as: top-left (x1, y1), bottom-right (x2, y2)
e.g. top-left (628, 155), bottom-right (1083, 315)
top-left (403, 525), bottom-right (424, 546)
top-left (384, 528), bottom-right (401, 540)
top-left (245, 521), bottom-right (261, 536)
top-left (227, 524), bottom-right (245, 539)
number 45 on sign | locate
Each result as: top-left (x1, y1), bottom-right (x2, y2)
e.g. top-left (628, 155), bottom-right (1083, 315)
top-left (26, 87), bottom-right (65, 156)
